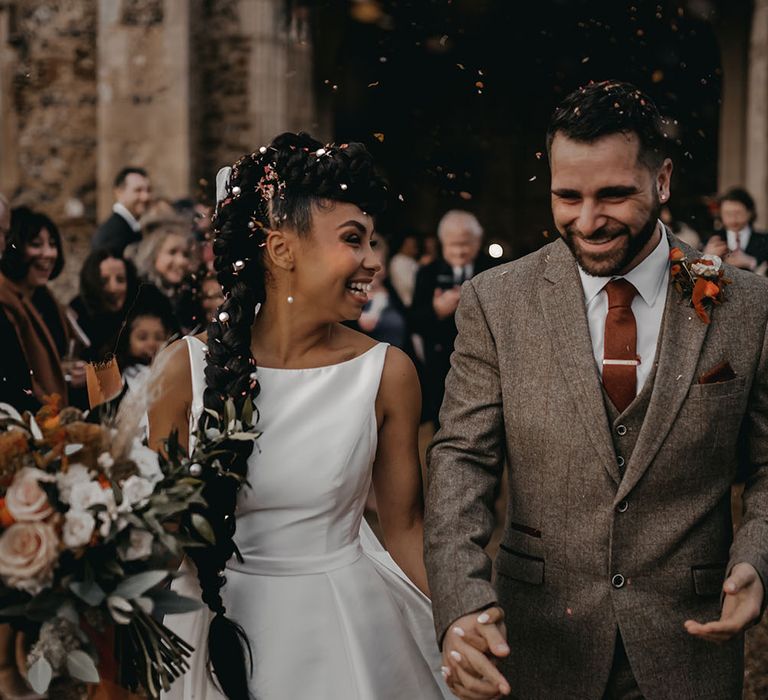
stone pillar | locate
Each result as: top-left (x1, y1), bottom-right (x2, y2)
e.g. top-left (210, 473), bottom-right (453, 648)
top-left (715, 2), bottom-right (751, 195)
top-left (241, 0), bottom-right (320, 147)
top-left (97, 0), bottom-right (194, 220)
top-left (745, 0), bottom-right (768, 228)
top-left (0, 5), bottom-right (20, 198)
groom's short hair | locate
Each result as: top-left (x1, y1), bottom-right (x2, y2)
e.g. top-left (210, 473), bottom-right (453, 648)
top-left (546, 80), bottom-right (667, 172)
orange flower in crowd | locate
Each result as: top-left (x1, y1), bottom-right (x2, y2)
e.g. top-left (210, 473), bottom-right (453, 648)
top-left (691, 277), bottom-right (722, 324)
top-left (670, 263), bottom-right (681, 276)
top-left (0, 432), bottom-right (30, 488)
top-left (669, 247), bottom-right (686, 262)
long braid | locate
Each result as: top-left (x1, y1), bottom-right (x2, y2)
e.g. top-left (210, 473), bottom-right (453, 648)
top-left (192, 133), bottom-right (387, 699)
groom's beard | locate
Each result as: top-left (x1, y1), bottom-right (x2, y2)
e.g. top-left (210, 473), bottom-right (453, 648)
top-left (563, 198), bottom-right (661, 278)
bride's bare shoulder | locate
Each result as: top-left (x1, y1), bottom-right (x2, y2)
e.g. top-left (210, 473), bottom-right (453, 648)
top-left (152, 337), bottom-right (193, 397)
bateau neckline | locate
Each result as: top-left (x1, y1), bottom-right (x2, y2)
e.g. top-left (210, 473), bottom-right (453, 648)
top-left (188, 335), bottom-right (382, 372)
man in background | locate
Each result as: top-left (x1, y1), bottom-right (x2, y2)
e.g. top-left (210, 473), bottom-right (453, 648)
top-left (410, 210), bottom-right (499, 427)
top-left (92, 167), bottom-right (151, 255)
top-left (704, 187), bottom-right (768, 274)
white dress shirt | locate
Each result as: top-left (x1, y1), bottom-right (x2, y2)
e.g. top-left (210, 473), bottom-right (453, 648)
top-left (726, 226), bottom-right (751, 252)
top-left (452, 263), bottom-right (474, 285)
top-left (578, 229), bottom-right (669, 393)
top-left (113, 202), bottom-right (141, 233)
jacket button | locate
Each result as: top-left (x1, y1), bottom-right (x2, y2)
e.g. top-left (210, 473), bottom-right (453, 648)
top-left (616, 424), bottom-right (627, 436)
top-left (611, 574), bottom-right (625, 589)
top-left (617, 456), bottom-right (625, 468)
top-left (617, 500), bottom-right (628, 513)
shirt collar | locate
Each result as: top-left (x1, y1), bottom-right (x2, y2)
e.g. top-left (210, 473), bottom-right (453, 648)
top-left (578, 222), bottom-right (670, 307)
top-left (113, 202), bottom-right (141, 232)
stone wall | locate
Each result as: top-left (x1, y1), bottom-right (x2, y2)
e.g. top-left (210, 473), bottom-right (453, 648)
top-left (0, 0), bottom-right (320, 302)
top-left (1, 0), bottom-right (98, 302)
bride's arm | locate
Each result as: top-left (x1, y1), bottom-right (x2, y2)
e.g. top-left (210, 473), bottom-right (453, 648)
top-left (147, 339), bottom-right (194, 454)
top-left (372, 346), bottom-right (430, 596)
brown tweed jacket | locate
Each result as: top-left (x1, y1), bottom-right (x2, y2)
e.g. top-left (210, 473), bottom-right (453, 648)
top-left (424, 235), bottom-right (768, 700)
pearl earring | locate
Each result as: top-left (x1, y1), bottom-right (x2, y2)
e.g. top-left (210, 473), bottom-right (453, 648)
top-left (287, 295), bottom-right (294, 304)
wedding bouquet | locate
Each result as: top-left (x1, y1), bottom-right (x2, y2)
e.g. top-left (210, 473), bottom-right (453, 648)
top-left (0, 392), bottom-right (258, 698)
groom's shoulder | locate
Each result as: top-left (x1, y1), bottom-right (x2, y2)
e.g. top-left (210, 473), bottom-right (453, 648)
top-left (470, 239), bottom-right (563, 294)
top-left (721, 263), bottom-right (768, 322)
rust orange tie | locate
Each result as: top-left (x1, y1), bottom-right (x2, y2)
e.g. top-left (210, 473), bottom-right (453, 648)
top-left (603, 279), bottom-right (638, 412)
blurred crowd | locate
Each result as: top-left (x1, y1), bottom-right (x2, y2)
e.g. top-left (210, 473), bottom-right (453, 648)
top-left (1, 165), bottom-right (766, 426)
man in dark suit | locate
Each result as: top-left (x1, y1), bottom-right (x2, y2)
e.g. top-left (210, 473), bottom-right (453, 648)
top-left (91, 167), bottom-right (151, 255)
top-left (704, 187), bottom-right (768, 274)
top-left (410, 210), bottom-right (500, 426)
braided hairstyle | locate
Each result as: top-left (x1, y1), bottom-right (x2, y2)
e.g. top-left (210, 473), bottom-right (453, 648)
top-left (192, 132), bottom-right (387, 699)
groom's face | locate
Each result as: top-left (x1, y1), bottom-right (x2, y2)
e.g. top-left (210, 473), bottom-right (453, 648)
top-left (550, 131), bottom-right (672, 277)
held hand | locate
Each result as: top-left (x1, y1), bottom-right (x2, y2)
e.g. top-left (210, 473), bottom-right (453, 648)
top-left (703, 237), bottom-right (728, 257)
top-left (433, 287), bottom-right (461, 320)
top-left (684, 563), bottom-right (764, 642)
top-left (725, 249), bottom-right (758, 271)
top-left (442, 607), bottom-right (511, 699)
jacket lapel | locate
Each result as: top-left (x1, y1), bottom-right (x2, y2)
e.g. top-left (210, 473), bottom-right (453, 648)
top-left (614, 236), bottom-right (710, 502)
top-left (539, 241), bottom-right (620, 484)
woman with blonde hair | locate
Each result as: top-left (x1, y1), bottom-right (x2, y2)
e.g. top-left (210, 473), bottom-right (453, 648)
top-left (132, 223), bottom-right (203, 333)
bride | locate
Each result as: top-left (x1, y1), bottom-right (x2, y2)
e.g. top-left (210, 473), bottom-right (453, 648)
top-left (148, 132), bottom-right (451, 699)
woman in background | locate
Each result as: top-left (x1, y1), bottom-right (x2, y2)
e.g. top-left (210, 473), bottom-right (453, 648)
top-left (69, 249), bottom-right (139, 363)
top-left (0, 207), bottom-right (84, 410)
top-left (132, 223), bottom-right (203, 333)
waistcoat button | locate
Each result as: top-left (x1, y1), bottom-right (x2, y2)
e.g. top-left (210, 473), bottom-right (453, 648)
top-left (616, 424), bottom-right (627, 436)
top-left (612, 574), bottom-right (625, 588)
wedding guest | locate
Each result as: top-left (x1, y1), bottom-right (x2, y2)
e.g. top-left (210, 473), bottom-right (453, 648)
top-left (0, 207), bottom-right (84, 409)
top-left (420, 234), bottom-right (439, 266)
top-left (133, 223), bottom-right (203, 333)
top-left (352, 238), bottom-right (411, 350)
top-left (704, 187), bottom-right (768, 273)
top-left (389, 234), bottom-right (420, 306)
top-left (0, 194), bottom-right (9, 258)
top-left (92, 167), bottom-right (151, 255)
top-left (410, 210), bottom-right (499, 427)
top-left (69, 250), bottom-right (139, 363)
top-left (115, 290), bottom-right (176, 394)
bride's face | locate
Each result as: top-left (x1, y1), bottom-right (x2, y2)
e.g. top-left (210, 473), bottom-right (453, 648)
top-left (293, 201), bottom-right (381, 321)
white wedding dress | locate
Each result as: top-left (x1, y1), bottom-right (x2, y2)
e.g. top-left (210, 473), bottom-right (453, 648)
top-left (163, 336), bottom-right (450, 699)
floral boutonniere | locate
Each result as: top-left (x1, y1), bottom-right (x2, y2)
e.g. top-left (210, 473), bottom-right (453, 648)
top-left (669, 247), bottom-right (730, 324)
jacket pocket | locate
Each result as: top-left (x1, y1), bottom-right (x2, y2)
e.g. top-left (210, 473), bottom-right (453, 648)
top-left (691, 564), bottom-right (727, 597)
top-left (687, 376), bottom-right (745, 399)
top-left (496, 545), bottom-right (545, 585)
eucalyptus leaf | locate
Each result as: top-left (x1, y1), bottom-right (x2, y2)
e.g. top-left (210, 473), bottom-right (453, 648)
top-left (191, 514), bottom-right (216, 545)
top-left (242, 398), bottom-right (253, 426)
top-left (27, 656), bottom-right (52, 694)
top-left (70, 581), bottom-right (106, 606)
top-left (66, 650), bottom-right (100, 683)
top-left (114, 570), bottom-right (168, 600)
top-left (150, 589), bottom-right (203, 616)
top-left (225, 397), bottom-right (236, 425)
top-left (228, 432), bottom-right (258, 441)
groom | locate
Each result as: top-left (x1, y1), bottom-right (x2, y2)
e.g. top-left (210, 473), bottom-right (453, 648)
top-left (424, 81), bottom-right (768, 700)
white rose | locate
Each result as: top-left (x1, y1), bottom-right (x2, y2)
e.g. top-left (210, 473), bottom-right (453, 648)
top-left (122, 529), bottom-right (153, 561)
top-left (97, 452), bottom-right (115, 472)
top-left (691, 254), bottom-right (722, 278)
top-left (62, 510), bottom-right (95, 549)
top-left (119, 476), bottom-right (154, 511)
top-left (6, 468), bottom-right (54, 522)
top-left (0, 522), bottom-right (59, 594)
top-left (56, 464), bottom-right (91, 504)
top-left (128, 440), bottom-right (162, 483)
top-left (68, 480), bottom-right (115, 513)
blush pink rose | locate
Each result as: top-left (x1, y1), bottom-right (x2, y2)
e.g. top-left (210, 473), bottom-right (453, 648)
top-left (0, 522), bottom-right (59, 594)
top-left (5, 468), bottom-right (53, 522)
